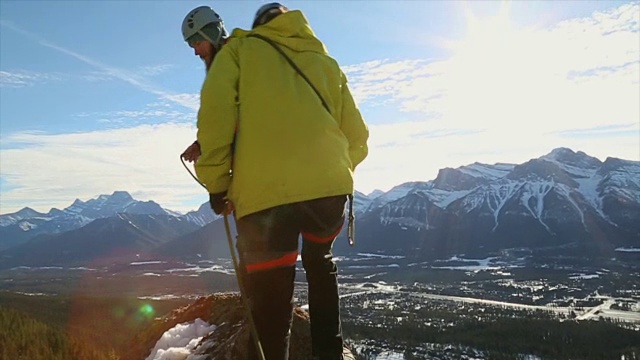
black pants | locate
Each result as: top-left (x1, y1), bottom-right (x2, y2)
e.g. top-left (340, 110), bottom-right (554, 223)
top-left (236, 195), bottom-right (347, 360)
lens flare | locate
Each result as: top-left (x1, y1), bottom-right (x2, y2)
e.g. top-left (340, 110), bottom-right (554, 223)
top-left (139, 303), bottom-right (155, 319)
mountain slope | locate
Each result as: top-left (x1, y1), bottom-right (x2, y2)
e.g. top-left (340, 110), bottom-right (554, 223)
top-left (0, 213), bottom-right (199, 268)
top-left (0, 191), bottom-right (213, 251)
top-left (343, 148), bottom-right (639, 259)
top-left (156, 217), bottom-right (236, 261)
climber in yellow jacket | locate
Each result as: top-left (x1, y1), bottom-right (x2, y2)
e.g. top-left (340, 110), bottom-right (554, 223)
top-left (191, 3), bottom-right (369, 359)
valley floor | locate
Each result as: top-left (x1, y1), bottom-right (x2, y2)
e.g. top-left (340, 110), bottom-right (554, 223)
top-left (1, 252), bottom-right (639, 359)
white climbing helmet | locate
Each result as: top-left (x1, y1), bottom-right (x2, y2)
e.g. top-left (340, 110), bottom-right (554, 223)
top-left (181, 6), bottom-right (227, 48)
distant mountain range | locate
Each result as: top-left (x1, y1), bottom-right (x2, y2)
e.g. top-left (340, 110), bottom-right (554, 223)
top-left (1, 148), bottom-right (638, 268)
top-left (0, 191), bottom-right (215, 251)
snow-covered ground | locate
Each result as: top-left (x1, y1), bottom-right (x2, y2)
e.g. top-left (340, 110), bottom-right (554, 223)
top-left (145, 318), bottom-right (216, 360)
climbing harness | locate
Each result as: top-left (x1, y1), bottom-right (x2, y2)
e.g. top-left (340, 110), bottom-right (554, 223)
top-left (180, 155), bottom-right (266, 360)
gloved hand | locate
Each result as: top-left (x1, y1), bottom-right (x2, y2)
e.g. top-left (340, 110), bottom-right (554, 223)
top-left (209, 191), bottom-right (228, 215)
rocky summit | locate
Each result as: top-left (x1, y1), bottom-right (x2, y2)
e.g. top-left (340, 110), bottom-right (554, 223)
top-left (125, 292), bottom-right (357, 360)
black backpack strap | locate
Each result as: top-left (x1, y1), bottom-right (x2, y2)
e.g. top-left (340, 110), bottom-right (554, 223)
top-left (248, 34), bottom-right (331, 114)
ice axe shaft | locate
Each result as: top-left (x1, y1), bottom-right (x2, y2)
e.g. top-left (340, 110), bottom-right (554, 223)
top-left (180, 155), bottom-right (266, 360)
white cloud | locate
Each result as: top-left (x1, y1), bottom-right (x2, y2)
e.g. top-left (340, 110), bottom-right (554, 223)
top-left (0, 123), bottom-right (206, 214)
top-left (348, 3), bottom-right (640, 194)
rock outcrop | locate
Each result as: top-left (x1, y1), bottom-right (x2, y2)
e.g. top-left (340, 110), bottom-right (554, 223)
top-left (125, 292), bottom-right (356, 360)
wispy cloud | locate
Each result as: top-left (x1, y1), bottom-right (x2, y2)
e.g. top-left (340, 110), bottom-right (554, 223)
top-left (81, 64), bottom-right (175, 82)
top-left (0, 20), bottom-right (197, 110)
top-left (80, 71), bottom-right (117, 82)
top-left (71, 96), bottom-right (199, 128)
top-left (162, 94), bottom-right (201, 111)
top-left (1, 67), bottom-right (176, 87)
top-left (0, 70), bottom-right (64, 88)
top-left (75, 102), bottom-right (196, 126)
top-left (555, 123), bottom-right (639, 139)
top-left (137, 64), bottom-right (175, 76)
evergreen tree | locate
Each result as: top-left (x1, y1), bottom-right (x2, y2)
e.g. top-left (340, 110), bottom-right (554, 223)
top-left (0, 306), bottom-right (118, 360)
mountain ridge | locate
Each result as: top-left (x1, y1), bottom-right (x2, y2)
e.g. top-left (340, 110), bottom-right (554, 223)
top-left (0, 190), bottom-right (215, 251)
top-left (334, 148), bottom-right (639, 259)
top-left (1, 147), bottom-right (638, 266)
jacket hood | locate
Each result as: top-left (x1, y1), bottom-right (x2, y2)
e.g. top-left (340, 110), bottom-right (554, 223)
top-left (230, 10), bottom-right (328, 54)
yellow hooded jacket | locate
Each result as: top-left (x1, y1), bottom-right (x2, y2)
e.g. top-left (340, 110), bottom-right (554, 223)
top-left (195, 10), bottom-right (369, 219)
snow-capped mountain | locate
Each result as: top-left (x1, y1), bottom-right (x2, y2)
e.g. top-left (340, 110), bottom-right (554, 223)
top-left (181, 202), bottom-right (219, 227)
top-left (365, 181), bottom-right (433, 212)
top-left (62, 190), bottom-right (171, 219)
top-left (0, 191), bottom-right (212, 250)
top-left (1, 147), bottom-right (638, 265)
top-left (0, 207), bottom-right (46, 227)
top-left (0, 213), bottom-right (201, 269)
top-left (352, 190), bottom-right (374, 215)
top-left (334, 148), bottom-right (639, 258)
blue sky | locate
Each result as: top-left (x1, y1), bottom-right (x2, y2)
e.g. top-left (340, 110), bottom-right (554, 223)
top-left (1, 0), bottom-right (638, 214)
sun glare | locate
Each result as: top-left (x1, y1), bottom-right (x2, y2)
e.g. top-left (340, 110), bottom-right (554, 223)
top-left (457, 2), bottom-right (515, 53)
top-left (441, 1), bottom-right (547, 133)
top-left (450, 1), bottom-right (525, 83)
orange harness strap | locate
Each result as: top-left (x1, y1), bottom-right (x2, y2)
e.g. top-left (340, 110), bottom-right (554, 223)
top-left (301, 223), bottom-right (344, 244)
top-left (245, 250), bottom-right (299, 273)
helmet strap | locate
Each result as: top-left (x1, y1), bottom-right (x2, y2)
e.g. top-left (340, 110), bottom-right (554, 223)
top-left (197, 29), bottom-right (214, 47)
top-left (197, 22), bottom-right (224, 50)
